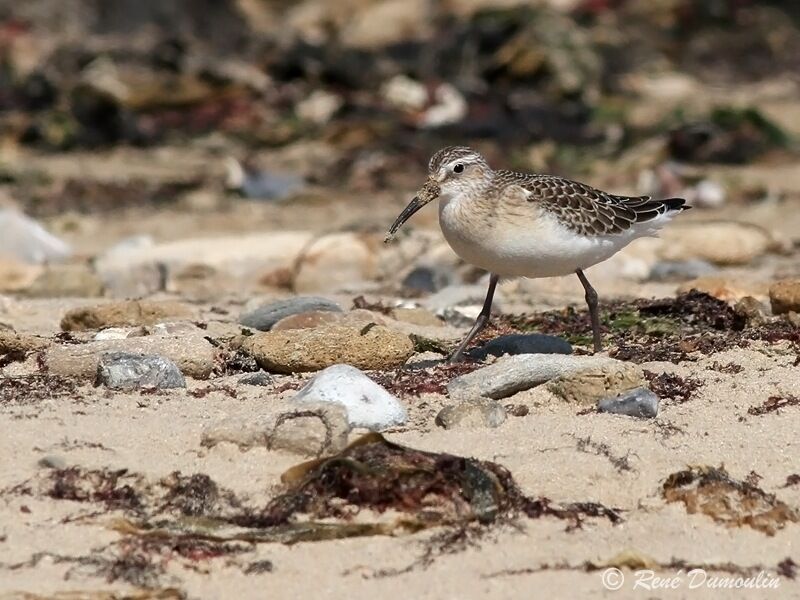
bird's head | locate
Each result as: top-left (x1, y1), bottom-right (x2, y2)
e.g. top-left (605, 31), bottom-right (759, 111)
top-left (385, 146), bottom-right (492, 242)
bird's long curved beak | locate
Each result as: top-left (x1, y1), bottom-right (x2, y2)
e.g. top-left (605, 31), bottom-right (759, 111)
top-left (384, 179), bottom-right (441, 243)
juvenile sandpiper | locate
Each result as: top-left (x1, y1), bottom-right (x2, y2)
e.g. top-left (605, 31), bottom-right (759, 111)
top-left (385, 146), bottom-right (690, 363)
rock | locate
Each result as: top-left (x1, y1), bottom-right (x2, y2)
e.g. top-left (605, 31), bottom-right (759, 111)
top-left (677, 276), bottom-right (769, 303)
top-left (101, 263), bottom-right (166, 298)
top-left (272, 308), bottom-right (385, 331)
top-left (419, 83), bottom-right (468, 128)
top-left (225, 158), bottom-right (306, 201)
top-left (239, 296), bottom-right (342, 331)
top-left (787, 312), bottom-right (800, 328)
top-left (547, 363), bottom-right (644, 405)
top-left (0, 258), bottom-right (43, 292)
top-left (245, 325), bottom-right (413, 374)
top-left (44, 334), bottom-right (217, 380)
top-left (470, 334), bottom-right (572, 360)
top-left (296, 89), bottom-right (343, 125)
top-left (23, 264), bottom-right (105, 298)
top-left (95, 232), bottom-right (313, 283)
top-left (94, 327), bottom-right (146, 340)
top-left (734, 296), bottom-right (767, 326)
top-left (293, 364), bottom-right (407, 430)
top-left (96, 352), bottom-right (186, 390)
top-left (447, 354), bottom-right (640, 401)
top-left (648, 259), bottom-right (717, 282)
top-left (38, 455), bottom-right (68, 470)
top-left (0, 208), bottom-right (71, 264)
top-left (293, 233), bottom-right (378, 293)
top-left (401, 265), bottom-right (455, 294)
top-left (340, 0), bottom-right (432, 49)
top-left (61, 300), bottom-right (194, 332)
top-left (691, 179), bottom-right (727, 209)
top-left (201, 402), bottom-right (349, 457)
top-left (389, 307), bottom-right (443, 328)
top-left (435, 398), bottom-right (506, 430)
top-left (423, 284), bottom-right (494, 313)
top-left (598, 387), bottom-right (660, 418)
top-left (659, 222), bottom-right (772, 266)
top-left (0, 329), bottom-right (49, 363)
top-left (769, 279), bottom-right (800, 315)
top-left (238, 371), bottom-right (273, 386)
top-left (382, 75), bottom-right (428, 111)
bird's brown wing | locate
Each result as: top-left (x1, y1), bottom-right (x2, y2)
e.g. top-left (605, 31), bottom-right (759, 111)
top-left (498, 171), bottom-right (687, 237)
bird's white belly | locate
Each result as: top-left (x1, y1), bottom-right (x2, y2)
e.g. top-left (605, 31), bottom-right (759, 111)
top-left (438, 196), bottom-right (647, 278)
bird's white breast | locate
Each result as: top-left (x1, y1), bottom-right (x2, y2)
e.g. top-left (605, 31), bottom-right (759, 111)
top-left (438, 193), bottom-right (672, 278)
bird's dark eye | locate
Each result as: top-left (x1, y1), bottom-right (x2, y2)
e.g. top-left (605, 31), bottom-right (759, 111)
top-left (453, 163), bottom-right (464, 174)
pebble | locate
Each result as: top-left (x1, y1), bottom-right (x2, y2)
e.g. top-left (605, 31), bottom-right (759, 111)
top-left (423, 284), bottom-right (497, 313)
top-left (469, 333), bottom-right (572, 360)
top-left (245, 325), bottom-right (413, 374)
top-left (448, 354), bottom-right (640, 401)
top-left (61, 300), bottom-right (194, 332)
top-left (677, 276), bottom-right (769, 303)
top-left (238, 371), bottom-right (273, 386)
top-left (23, 264), bottom-right (105, 298)
top-left (435, 398), bottom-right (506, 430)
top-left (293, 364), bottom-right (407, 430)
top-left (389, 307), bottom-right (443, 328)
top-left (733, 296), bottom-right (767, 326)
top-left (598, 387), bottom-right (660, 418)
top-left (0, 208), bottom-right (71, 264)
top-left (293, 233), bottom-right (378, 293)
top-left (0, 329), bottom-right (50, 357)
top-left (96, 351), bottom-right (186, 390)
top-left (547, 363), bottom-right (644, 406)
top-left (271, 308), bottom-right (384, 331)
top-left (202, 402), bottom-right (350, 457)
top-left (44, 333), bottom-right (217, 380)
top-left (37, 455), bottom-right (68, 470)
top-left (648, 259), bottom-right (717, 282)
top-left (401, 265), bottom-right (455, 294)
top-left (239, 296), bottom-right (342, 331)
top-left (660, 222), bottom-right (772, 266)
top-left (769, 279), bottom-right (800, 315)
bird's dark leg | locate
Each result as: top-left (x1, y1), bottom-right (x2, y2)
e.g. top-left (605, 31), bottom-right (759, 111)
top-left (447, 273), bottom-right (499, 364)
top-left (576, 268), bottom-right (602, 353)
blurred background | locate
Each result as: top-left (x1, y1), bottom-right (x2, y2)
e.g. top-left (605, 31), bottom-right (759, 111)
top-left (0, 0), bottom-right (799, 307)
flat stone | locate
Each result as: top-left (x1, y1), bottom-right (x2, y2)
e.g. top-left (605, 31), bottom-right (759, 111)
top-left (201, 402), bottom-right (350, 457)
top-left (769, 279), bottom-right (800, 315)
top-left (469, 333), bottom-right (572, 360)
top-left (447, 354), bottom-right (638, 401)
top-left (96, 351), bottom-right (186, 390)
top-left (648, 259), bottom-right (717, 282)
top-left (435, 398), bottom-right (506, 429)
top-left (547, 363), bottom-right (644, 405)
top-left (238, 371), bottom-right (273, 386)
top-left (598, 387), bottom-right (660, 418)
top-left (271, 308), bottom-right (383, 331)
top-left (660, 222), bottom-right (772, 266)
top-left (244, 325), bottom-right (413, 374)
top-left (61, 300), bottom-right (195, 331)
top-left (239, 296), bottom-right (342, 331)
top-left (293, 364), bottom-right (407, 429)
top-left (44, 334), bottom-right (217, 380)
top-left (389, 307), bottom-right (443, 327)
top-left (23, 264), bottom-right (105, 298)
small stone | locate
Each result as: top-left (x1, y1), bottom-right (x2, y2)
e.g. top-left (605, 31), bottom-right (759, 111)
top-left (389, 307), bottom-right (443, 328)
top-left (238, 371), bottom-right (272, 386)
top-left (769, 279), bottom-right (800, 315)
top-left (734, 296), bottom-right (767, 325)
top-left (660, 222), bottom-right (772, 266)
top-left (424, 284), bottom-right (496, 313)
top-left (37, 455), bottom-right (67, 470)
top-left (787, 312), bottom-right (800, 327)
top-left (271, 309), bottom-right (384, 331)
top-left (94, 327), bottom-right (145, 341)
top-left (239, 297), bottom-right (342, 331)
top-left (245, 325), bottom-right (413, 374)
top-left (470, 334), bottom-right (572, 360)
top-left (201, 402), bottom-right (349, 457)
top-left (435, 398), bottom-right (506, 430)
top-left (598, 387), bottom-right (660, 418)
top-left (401, 265), bottom-right (454, 294)
top-left (448, 354), bottom-right (639, 401)
top-left (0, 330), bottom-right (49, 363)
top-left (293, 364), bottom-right (407, 430)
top-left (23, 264), bottom-right (105, 298)
top-left (547, 363), bottom-right (644, 406)
top-left (96, 352), bottom-right (186, 390)
top-left (648, 259), bottom-right (717, 282)
top-left (61, 300), bottom-right (194, 332)
top-left (44, 334), bottom-right (217, 380)
top-left (505, 404), bottom-right (530, 417)
top-left (293, 233), bottom-right (378, 293)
